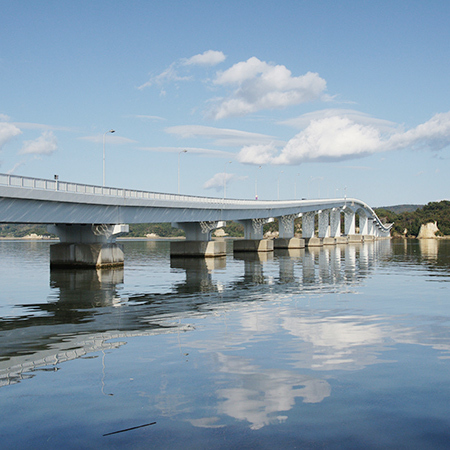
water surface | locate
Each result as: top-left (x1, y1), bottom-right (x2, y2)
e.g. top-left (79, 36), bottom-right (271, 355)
top-left (1, 239), bottom-right (449, 449)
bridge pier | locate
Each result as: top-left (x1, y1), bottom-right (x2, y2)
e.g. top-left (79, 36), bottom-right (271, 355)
top-left (274, 214), bottom-right (305, 249)
top-left (48, 224), bottom-right (129, 268)
top-left (301, 211), bottom-right (322, 247)
top-left (233, 218), bottom-right (274, 252)
top-left (170, 222), bottom-right (227, 257)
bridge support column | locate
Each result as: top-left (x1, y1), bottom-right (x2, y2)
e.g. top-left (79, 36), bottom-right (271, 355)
top-left (302, 211), bottom-right (322, 247)
top-left (274, 214), bottom-right (304, 249)
top-left (48, 224), bottom-right (129, 268)
top-left (234, 218), bottom-right (274, 252)
top-left (359, 213), bottom-right (369, 235)
top-left (170, 222), bottom-right (226, 257)
top-left (318, 210), bottom-right (335, 245)
top-left (344, 209), bottom-right (356, 235)
top-left (330, 208), bottom-right (347, 244)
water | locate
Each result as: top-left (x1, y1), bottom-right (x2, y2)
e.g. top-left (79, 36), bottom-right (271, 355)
top-left (1, 238), bottom-right (449, 449)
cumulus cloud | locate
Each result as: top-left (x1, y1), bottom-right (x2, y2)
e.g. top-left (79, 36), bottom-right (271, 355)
top-left (208, 57), bottom-right (327, 119)
top-left (166, 125), bottom-right (282, 147)
top-left (203, 172), bottom-right (246, 192)
top-left (0, 120), bottom-right (22, 149)
top-left (236, 110), bottom-right (450, 165)
top-left (386, 111), bottom-right (450, 152)
top-left (237, 143), bottom-right (278, 165)
top-left (182, 50), bottom-right (226, 66)
top-left (19, 130), bottom-right (57, 155)
top-left (273, 116), bottom-right (382, 164)
top-left (280, 109), bottom-right (398, 133)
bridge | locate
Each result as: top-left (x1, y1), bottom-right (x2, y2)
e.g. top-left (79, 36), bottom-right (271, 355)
top-left (0, 173), bottom-right (392, 267)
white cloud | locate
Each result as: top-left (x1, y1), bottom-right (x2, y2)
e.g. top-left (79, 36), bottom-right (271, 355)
top-left (237, 111), bottom-right (450, 165)
top-left (273, 116), bottom-right (382, 164)
top-left (209, 57), bottom-right (327, 119)
top-left (79, 134), bottom-right (137, 145)
top-left (166, 125), bottom-right (282, 147)
top-left (182, 50), bottom-right (226, 66)
top-left (139, 50), bottom-right (225, 90)
top-left (138, 63), bottom-right (192, 90)
top-left (139, 146), bottom-right (234, 158)
top-left (237, 143), bottom-right (278, 165)
top-left (7, 161), bottom-right (25, 174)
top-left (203, 172), bottom-right (246, 191)
top-left (133, 115), bottom-right (166, 122)
top-left (280, 109), bottom-right (398, 133)
top-left (19, 131), bottom-right (57, 155)
top-left (386, 111), bottom-right (450, 152)
top-left (0, 120), bottom-right (22, 149)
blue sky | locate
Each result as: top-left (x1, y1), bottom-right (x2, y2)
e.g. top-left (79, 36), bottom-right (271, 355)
top-left (1, 0), bottom-right (449, 206)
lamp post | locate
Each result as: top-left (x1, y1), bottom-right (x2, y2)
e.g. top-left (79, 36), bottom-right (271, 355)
top-left (178, 149), bottom-right (187, 194)
top-left (103, 129), bottom-right (115, 186)
top-left (255, 165), bottom-right (261, 200)
top-left (223, 161), bottom-right (232, 199)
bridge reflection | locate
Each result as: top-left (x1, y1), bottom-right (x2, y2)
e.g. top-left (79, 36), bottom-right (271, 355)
top-left (1, 241), bottom-right (392, 387)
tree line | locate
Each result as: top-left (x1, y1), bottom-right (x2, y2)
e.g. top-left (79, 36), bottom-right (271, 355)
top-left (375, 200), bottom-right (450, 237)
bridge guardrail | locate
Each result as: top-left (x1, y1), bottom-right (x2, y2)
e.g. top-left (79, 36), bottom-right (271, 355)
top-left (0, 173), bottom-right (243, 206)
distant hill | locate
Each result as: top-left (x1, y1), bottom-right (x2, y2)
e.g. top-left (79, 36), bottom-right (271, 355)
top-left (375, 200), bottom-right (450, 236)
top-left (377, 204), bottom-right (423, 214)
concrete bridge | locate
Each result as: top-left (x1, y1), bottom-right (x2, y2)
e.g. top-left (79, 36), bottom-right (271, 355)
top-left (0, 173), bottom-right (392, 267)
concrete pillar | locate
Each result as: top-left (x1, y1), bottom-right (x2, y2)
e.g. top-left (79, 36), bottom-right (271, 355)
top-left (330, 208), bottom-right (341, 238)
top-left (359, 213), bottom-right (369, 235)
top-left (233, 218), bottom-right (273, 252)
top-left (170, 222), bottom-right (226, 257)
top-left (274, 214), bottom-right (304, 249)
top-left (172, 222), bottom-right (211, 241)
top-left (239, 219), bottom-right (264, 240)
top-left (344, 210), bottom-right (356, 235)
top-left (302, 212), bottom-right (315, 239)
top-left (318, 210), bottom-right (330, 238)
top-left (278, 214), bottom-right (296, 239)
top-left (367, 219), bottom-right (375, 236)
top-left (48, 224), bottom-right (128, 268)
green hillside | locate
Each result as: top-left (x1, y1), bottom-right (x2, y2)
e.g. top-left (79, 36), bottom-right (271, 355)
top-left (375, 200), bottom-right (450, 237)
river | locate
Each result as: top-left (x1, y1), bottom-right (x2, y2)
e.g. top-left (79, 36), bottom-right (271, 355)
top-left (1, 238), bottom-right (449, 449)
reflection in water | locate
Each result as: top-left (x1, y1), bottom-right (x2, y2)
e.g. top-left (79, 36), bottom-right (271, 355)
top-left (0, 241), bottom-right (392, 389)
top-left (215, 354), bottom-right (331, 430)
top-left (1, 239), bottom-right (450, 436)
top-left (171, 257), bottom-right (226, 293)
top-left (419, 238), bottom-right (439, 260)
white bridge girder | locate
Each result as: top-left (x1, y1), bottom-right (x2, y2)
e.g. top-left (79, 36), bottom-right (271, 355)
top-left (0, 174), bottom-right (392, 240)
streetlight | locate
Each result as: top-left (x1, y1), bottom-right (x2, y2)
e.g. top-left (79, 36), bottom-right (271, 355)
top-left (178, 149), bottom-right (187, 194)
top-left (103, 129), bottom-right (115, 186)
top-left (255, 165), bottom-right (262, 200)
top-left (223, 161), bottom-right (232, 199)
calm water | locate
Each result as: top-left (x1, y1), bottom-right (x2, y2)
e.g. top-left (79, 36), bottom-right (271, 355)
top-left (1, 238), bottom-right (450, 449)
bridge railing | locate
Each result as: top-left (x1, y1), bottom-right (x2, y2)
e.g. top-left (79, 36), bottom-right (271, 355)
top-left (0, 173), bottom-right (249, 205)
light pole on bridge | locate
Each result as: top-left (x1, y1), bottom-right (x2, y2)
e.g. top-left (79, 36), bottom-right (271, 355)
top-left (103, 129), bottom-right (115, 187)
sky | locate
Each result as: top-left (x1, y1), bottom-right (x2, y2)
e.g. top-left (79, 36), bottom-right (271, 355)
top-left (1, 0), bottom-right (450, 207)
